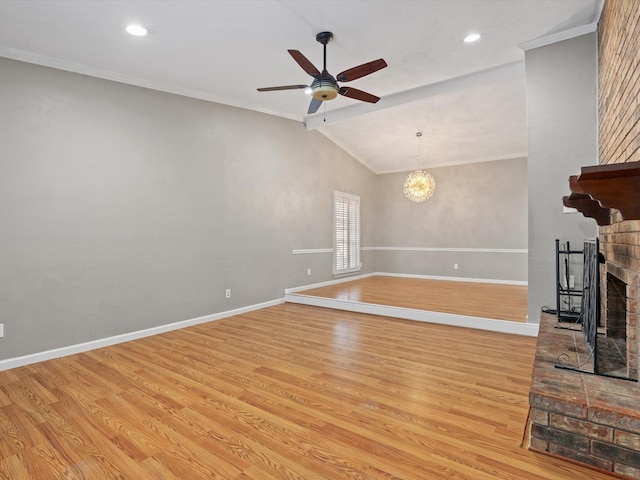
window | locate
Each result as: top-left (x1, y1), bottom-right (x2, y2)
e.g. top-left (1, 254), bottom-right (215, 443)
top-left (333, 191), bottom-right (361, 275)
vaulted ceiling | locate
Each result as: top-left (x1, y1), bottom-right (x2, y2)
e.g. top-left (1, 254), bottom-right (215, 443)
top-left (0, 0), bottom-right (601, 172)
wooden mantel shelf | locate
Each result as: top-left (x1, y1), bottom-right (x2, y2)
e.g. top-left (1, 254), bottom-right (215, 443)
top-left (567, 161), bottom-right (640, 222)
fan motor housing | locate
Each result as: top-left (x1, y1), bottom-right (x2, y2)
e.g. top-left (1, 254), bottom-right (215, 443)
top-left (311, 77), bottom-right (339, 100)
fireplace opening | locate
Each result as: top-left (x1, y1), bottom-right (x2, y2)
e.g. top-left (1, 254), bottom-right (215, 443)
top-left (606, 272), bottom-right (627, 338)
top-left (599, 272), bottom-right (628, 377)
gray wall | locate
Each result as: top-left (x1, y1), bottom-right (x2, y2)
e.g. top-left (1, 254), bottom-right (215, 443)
top-left (373, 158), bottom-right (528, 281)
top-left (525, 32), bottom-right (598, 324)
top-left (0, 57), bottom-right (376, 360)
top-left (1, 44), bottom-right (543, 361)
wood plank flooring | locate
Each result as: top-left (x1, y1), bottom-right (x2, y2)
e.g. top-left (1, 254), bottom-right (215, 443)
top-left (299, 275), bottom-right (529, 322)
top-left (0, 303), bottom-right (613, 479)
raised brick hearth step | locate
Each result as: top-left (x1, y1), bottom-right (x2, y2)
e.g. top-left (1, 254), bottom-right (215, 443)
top-left (529, 313), bottom-right (640, 479)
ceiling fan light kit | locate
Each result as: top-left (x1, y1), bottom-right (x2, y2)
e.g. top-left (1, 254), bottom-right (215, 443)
top-left (310, 78), bottom-right (339, 101)
top-left (257, 31), bottom-right (387, 114)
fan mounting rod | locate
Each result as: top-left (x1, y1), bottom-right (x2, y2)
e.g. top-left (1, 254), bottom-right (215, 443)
top-left (316, 31), bottom-right (333, 73)
top-left (309, 32), bottom-right (337, 101)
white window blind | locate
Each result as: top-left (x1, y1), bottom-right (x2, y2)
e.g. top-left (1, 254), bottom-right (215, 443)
top-left (333, 191), bottom-right (361, 275)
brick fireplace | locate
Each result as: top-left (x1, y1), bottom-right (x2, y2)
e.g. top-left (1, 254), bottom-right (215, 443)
top-left (529, 226), bottom-right (640, 477)
top-left (528, 1), bottom-right (640, 478)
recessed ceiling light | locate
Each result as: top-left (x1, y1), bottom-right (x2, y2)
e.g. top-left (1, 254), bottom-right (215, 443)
top-left (126, 24), bottom-right (148, 36)
top-left (464, 33), bottom-right (481, 43)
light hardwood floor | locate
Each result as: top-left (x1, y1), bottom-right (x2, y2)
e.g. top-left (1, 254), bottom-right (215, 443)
top-left (0, 303), bottom-right (614, 479)
top-left (299, 275), bottom-right (529, 322)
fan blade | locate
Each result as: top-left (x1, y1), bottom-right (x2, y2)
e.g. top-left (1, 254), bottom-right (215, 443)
top-left (308, 97), bottom-right (323, 114)
top-left (336, 59), bottom-right (387, 82)
top-left (339, 86), bottom-right (380, 103)
top-left (288, 50), bottom-right (321, 77)
top-left (257, 85), bottom-right (308, 92)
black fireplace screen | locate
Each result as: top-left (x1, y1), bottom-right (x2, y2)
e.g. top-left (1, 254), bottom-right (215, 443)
top-left (555, 238), bottom-right (635, 381)
top-left (581, 238), bottom-right (599, 361)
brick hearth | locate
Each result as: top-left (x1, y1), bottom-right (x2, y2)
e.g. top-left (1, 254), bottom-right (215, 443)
top-left (529, 313), bottom-right (640, 478)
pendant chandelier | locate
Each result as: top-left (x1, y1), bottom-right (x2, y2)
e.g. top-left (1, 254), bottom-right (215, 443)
top-left (403, 132), bottom-right (436, 202)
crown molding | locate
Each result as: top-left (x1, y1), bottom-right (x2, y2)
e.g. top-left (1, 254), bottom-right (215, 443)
top-left (593, 0), bottom-right (605, 24)
top-left (0, 46), bottom-right (304, 123)
top-left (374, 152), bottom-right (528, 175)
top-left (519, 22), bottom-right (598, 52)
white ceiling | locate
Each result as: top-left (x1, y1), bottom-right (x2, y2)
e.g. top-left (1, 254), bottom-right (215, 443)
top-left (0, 0), bottom-right (601, 173)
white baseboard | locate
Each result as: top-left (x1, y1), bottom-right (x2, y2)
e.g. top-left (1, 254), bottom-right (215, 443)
top-left (286, 272), bottom-right (527, 293)
top-left (285, 293), bottom-right (538, 337)
top-left (377, 272), bottom-right (528, 286)
top-left (0, 298), bottom-right (284, 372)
top-left (285, 272), bottom-right (376, 294)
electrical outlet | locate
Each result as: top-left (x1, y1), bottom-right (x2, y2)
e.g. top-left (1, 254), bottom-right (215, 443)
top-left (0, 323), bottom-right (3, 338)
top-left (307, 268), bottom-right (311, 276)
top-left (454, 263), bottom-right (459, 270)
top-left (225, 289), bottom-right (231, 299)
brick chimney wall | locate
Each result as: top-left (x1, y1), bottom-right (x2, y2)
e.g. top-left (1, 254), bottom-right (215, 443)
top-left (598, 0), bottom-right (640, 381)
top-left (598, 0), bottom-right (640, 168)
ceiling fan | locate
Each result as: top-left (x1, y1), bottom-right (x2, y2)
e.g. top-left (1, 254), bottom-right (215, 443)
top-left (257, 31), bottom-right (387, 114)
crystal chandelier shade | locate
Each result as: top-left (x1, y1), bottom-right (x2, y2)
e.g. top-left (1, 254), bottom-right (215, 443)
top-left (403, 132), bottom-right (436, 202)
top-left (403, 170), bottom-right (436, 202)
